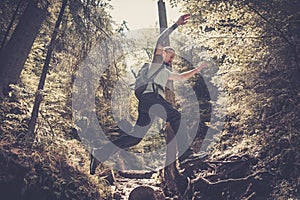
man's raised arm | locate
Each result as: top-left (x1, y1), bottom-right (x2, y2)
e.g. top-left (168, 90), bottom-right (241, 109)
top-left (152, 14), bottom-right (190, 62)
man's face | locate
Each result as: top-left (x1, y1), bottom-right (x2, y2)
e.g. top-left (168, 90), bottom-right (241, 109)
top-left (163, 50), bottom-right (175, 64)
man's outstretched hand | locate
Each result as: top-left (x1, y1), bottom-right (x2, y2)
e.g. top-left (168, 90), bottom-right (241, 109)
top-left (176, 14), bottom-right (190, 26)
top-left (195, 61), bottom-right (210, 73)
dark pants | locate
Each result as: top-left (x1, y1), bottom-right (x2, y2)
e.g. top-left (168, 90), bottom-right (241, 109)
top-left (95, 92), bottom-right (189, 162)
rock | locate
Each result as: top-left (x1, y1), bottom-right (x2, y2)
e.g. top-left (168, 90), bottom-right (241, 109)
top-left (128, 186), bottom-right (165, 200)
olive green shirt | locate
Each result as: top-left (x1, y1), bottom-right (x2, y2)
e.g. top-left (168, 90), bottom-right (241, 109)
top-left (143, 63), bottom-right (171, 97)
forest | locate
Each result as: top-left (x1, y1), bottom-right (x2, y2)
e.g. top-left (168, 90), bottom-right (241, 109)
top-left (0, 0), bottom-right (299, 199)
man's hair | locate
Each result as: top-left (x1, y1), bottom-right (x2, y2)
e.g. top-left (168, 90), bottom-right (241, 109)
top-left (163, 46), bottom-right (175, 53)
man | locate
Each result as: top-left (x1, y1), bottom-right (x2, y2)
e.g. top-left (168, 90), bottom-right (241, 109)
top-left (90, 14), bottom-right (208, 175)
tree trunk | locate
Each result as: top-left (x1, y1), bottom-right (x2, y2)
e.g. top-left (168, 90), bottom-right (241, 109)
top-left (0, 0), bottom-right (23, 51)
top-left (157, 0), bottom-right (180, 194)
top-left (0, 0), bottom-right (48, 96)
top-left (27, 0), bottom-right (68, 140)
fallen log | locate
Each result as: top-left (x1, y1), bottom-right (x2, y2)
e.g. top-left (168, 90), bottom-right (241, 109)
top-left (118, 170), bottom-right (156, 179)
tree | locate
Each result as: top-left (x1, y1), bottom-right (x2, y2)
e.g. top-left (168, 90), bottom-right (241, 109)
top-left (0, 0), bottom-right (22, 50)
top-left (27, 0), bottom-right (68, 140)
top-left (0, 0), bottom-right (48, 97)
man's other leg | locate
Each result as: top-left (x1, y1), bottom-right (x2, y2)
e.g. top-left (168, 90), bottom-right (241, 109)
top-left (142, 94), bottom-right (191, 160)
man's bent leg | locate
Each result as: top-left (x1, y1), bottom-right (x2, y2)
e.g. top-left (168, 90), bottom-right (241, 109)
top-left (90, 103), bottom-right (153, 174)
top-left (95, 135), bottom-right (143, 161)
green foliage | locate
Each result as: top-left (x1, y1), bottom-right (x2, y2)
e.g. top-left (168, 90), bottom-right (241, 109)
top-left (177, 0), bottom-right (300, 198)
top-left (0, 0), bottom-right (117, 199)
top-left (0, 132), bottom-right (110, 199)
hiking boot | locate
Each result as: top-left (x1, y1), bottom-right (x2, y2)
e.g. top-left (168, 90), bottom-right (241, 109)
top-left (90, 151), bottom-right (100, 175)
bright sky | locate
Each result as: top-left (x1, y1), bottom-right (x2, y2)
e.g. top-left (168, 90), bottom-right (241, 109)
top-left (109, 0), bottom-right (181, 30)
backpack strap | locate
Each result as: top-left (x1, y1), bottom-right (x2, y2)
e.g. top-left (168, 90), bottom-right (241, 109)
top-left (148, 64), bottom-right (165, 94)
top-left (148, 64), bottom-right (165, 81)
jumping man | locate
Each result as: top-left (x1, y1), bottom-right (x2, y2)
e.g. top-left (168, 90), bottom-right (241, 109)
top-left (90, 14), bottom-right (209, 174)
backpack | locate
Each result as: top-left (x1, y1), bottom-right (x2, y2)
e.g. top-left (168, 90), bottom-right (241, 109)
top-left (134, 62), bottom-right (164, 99)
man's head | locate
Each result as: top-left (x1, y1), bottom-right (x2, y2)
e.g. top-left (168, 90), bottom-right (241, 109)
top-left (162, 46), bottom-right (175, 65)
